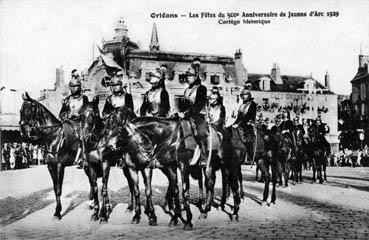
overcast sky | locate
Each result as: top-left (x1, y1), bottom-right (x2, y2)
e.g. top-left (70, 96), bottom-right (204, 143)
top-left (0, 0), bottom-right (368, 97)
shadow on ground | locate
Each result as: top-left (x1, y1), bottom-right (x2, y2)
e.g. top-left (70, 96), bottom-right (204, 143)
top-left (0, 188), bottom-right (53, 226)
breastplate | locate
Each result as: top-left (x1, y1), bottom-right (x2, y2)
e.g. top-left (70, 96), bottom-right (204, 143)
top-left (238, 102), bottom-right (251, 118)
top-left (69, 96), bottom-right (84, 116)
top-left (209, 105), bottom-right (221, 124)
top-left (111, 94), bottom-right (126, 109)
top-left (147, 88), bottom-right (162, 115)
top-left (184, 85), bottom-right (199, 105)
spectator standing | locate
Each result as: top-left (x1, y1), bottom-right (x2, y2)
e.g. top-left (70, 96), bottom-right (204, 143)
top-left (37, 146), bottom-right (44, 165)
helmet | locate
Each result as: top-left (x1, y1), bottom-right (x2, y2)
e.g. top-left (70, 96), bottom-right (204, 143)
top-left (69, 76), bottom-right (82, 95)
top-left (149, 68), bottom-right (162, 86)
top-left (110, 75), bottom-right (123, 94)
top-left (186, 66), bottom-right (198, 85)
top-left (240, 88), bottom-right (251, 101)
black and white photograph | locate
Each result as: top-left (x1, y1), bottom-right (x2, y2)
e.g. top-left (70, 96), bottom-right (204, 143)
top-left (0, 0), bottom-right (368, 239)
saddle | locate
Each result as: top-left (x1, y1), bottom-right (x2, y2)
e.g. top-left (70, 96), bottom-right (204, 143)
top-left (180, 120), bottom-right (222, 151)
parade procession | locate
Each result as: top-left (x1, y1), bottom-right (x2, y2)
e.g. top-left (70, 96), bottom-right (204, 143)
top-left (1, 1), bottom-right (369, 239)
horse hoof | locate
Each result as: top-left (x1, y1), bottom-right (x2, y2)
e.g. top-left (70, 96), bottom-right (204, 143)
top-left (53, 214), bottom-right (61, 221)
top-left (198, 213), bottom-right (207, 219)
top-left (126, 204), bottom-right (133, 212)
top-left (131, 216), bottom-right (140, 224)
top-left (168, 218), bottom-right (178, 227)
top-left (87, 200), bottom-right (94, 210)
top-left (230, 214), bottom-right (239, 221)
top-left (90, 214), bottom-right (99, 222)
top-left (100, 218), bottom-right (108, 224)
top-left (183, 222), bottom-right (193, 231)
top-left (149, 217), bottom-right (157, 226)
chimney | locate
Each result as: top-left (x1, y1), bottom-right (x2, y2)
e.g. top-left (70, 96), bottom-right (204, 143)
top-left (325, 71), bottom-right (330, 91)
top-left (55, 66), bottom-right (64, 89)
top-left (271, 63), bottom-right (283, 84)
top-left (234, 49), bottom-right (248, 85)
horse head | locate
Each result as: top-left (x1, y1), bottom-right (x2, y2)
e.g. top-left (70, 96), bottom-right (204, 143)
top-left (19, 92), bottom-right (60, 142)
top-left (80, 96), bottom-right (103, 141)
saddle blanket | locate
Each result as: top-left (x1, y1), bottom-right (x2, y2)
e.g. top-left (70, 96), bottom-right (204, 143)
top-left (180, 120), bottom-right (221, 151)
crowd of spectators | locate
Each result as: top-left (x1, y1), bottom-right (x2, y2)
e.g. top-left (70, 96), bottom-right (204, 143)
top-left (330, 145), bottom-right (369, 167)
top-left (1, 143), bottom-right (45, 170)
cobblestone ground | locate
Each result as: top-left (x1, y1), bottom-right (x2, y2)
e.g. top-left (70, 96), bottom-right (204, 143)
top-left (0, 165), bottom-right (368, 239)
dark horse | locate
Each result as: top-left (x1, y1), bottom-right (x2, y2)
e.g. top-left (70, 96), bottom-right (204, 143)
top-left (19, 92), bottom-right (94, 220)
top-left (230, 124), bottom-right (282, 205)
top-left (307, 124), bottom-right (330, 184)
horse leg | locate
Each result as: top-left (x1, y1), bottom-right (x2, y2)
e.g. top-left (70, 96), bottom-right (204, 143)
top-left (259, 159), bottom-right (270, 204)
top-left (179, 162), bottom-right (193, 230)
top-left (220, 168), bottom-right (228, 210)
top-left (202, 166), bottom-right (215, 217)
top-left (142, 168), bottom-right (157, 226)
top-left (122, 165), bottom-right (134, 211)
top-left (312, 158), bottom-right (316, 182)
top-left (164, 164), bottom-right (181, 227)
top-left (317, 159), bottom-right (323, 184)
top-left (99, 161), bottom-right (111, 223)
top-left (271, 160), bottom-right (280, 204)
top-left (323, 161), bottom-right (327, 181)
top-left (228, 167), bottom-right (240, 221)
top-left (48, 164), bottom-right (59, 220)
top-left (129, 167), bottom-right (141, 224)
top-left (50, 162), bottom-right (65, 220)
top-left (197, 165), bottom-right (205, 211)
top-left (88, 165), bottom-right (99, 221)
top-left (83, 165), bottom-right (95, 210)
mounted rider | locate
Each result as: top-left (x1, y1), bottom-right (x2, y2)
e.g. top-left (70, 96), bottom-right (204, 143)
top-left (314, 115), bottom-right (331, 154)
top-left (232, 87), bottom-right (257, 163)
top-left (179, 58), bottom-right (208, 166)
top-left (102, 71), bottom-right (136, 127)
top-left (293, 115), bottom-right (305, 137)
top-left (279, 109), bottom-right (296, 148)
top-left (140, 65), bottom-right (170, 118)
top-left (59, 69), bottom-right (89, 167)
top-left (208, 87), bottom-right (226, 131)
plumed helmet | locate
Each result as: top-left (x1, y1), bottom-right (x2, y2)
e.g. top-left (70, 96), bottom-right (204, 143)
top-left (69, 77), bottom-right (81, 87)
top-left (110, 76), bottom-right (123, 86)
top-left (186, 66), bottom-right (197, 76)
top-left (149, 68), bottom-right (162, 79)
top-left (240, 88), bottom-right (251, 98)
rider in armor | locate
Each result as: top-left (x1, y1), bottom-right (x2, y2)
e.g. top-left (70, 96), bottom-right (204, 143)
top-left (208, 87), bottom-right (226, 130)
top-left (179, 58), bottom-right (208, 166)
top-left (140, 66), bottom-right (170, 117)
top-left (102, 71), bottom-right (136, 125)
top-left (59, 69), bottom-right (89, 167)
top-left (293, 115), bottom-right (305, 137)
top-left (232, 87), bottom-right (257, 163)
top-left (315, 116), bottom-right (331, 153)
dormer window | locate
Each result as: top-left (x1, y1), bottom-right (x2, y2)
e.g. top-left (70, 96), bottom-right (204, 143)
top-left (179, 74), bottom-right (187, 83)
top-left (259, 77), bottom-right (271, 91)
top-left (211, 75), bottom-right (220, 85)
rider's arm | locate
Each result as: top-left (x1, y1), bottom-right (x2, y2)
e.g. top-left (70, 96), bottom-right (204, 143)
top-left (219, 105), bottom-right (226, 126)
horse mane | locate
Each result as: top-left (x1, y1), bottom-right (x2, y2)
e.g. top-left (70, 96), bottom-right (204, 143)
top-left (22, 98), bottom-right (60, 125)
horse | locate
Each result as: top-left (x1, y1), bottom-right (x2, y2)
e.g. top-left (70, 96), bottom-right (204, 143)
top-left (291, 127), bottom-right (308, 183)
top-left (278, 129), bottom-right (299, 187)
top-left (307, 124), bottom-right (331, 184)
top-left (19, 92), bottom-right (95, 220)
top-left (229, 123), bottom-right (281, 205)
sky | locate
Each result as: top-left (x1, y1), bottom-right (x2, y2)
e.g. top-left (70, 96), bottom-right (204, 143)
top-left (0, 0), bottom-right (369, 97)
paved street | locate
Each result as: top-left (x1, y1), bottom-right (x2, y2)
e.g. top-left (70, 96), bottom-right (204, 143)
top-left (0, 165), bottom-right (368, 239)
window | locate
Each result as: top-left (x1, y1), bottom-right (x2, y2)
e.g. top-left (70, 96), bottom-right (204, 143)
top-left (361, 83), bottom-right (366, 100)
top-left (259, 77), bottom-right (271, 91)
top-left (179, 74), bottom-right (187, 83)
top-left (211, 75), bottom-right (220, 85)
top-left (145, 72), bottom-right (150, 82)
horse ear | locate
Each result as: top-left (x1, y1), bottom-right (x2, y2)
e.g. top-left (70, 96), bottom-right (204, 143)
top-left (92, 96), bottom-right (99, 106)
top-left (22, 92), bottom-right (31, 101)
